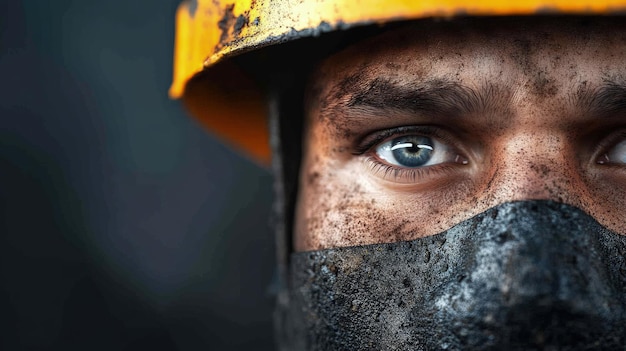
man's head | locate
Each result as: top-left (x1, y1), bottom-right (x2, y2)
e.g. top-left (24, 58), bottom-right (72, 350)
top-left (274, 18), bottom-right (626, 350)
top-left (171, 3), bottom-right (626, 349)
top-left (296, 17), bottom-right (626, 250)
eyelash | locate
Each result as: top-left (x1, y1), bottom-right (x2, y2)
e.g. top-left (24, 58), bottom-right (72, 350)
top-left (363, 156), bottom-right (461, 183)
top-left (354, 126), bottom-right (466, 183)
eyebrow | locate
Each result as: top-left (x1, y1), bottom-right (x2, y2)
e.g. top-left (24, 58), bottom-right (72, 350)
top-left (329, 77), bottom-right (626, 121)
top-left (332, 77), bottom-right (505, 118)
top-left (577, 81), bottom-right (626, 118)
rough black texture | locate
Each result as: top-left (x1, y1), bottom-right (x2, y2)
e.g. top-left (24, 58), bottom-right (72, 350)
top-left (283, 201), bottom-right (626, 350)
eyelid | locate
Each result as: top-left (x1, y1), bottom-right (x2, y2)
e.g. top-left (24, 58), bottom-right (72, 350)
top-left (353, 125), bottom-right (454, 156)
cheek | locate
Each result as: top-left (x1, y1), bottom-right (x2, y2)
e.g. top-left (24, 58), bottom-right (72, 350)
top-left (295, 178), bottom-right (387, 250)
top-left (581, 171), bottom-right (626, 236)
top-left (294, 155), bottom-right (479, 251)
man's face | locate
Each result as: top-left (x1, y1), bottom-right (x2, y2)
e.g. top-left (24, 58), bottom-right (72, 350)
top-left (295, 18), bottom-right (626, 251)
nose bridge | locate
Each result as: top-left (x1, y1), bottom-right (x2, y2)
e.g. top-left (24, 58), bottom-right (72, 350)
top-left (483, 130), bottom-right (582, 203)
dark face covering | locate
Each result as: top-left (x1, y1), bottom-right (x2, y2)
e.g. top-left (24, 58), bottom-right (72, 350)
top-left (279, 201), bottom-right (626, 350)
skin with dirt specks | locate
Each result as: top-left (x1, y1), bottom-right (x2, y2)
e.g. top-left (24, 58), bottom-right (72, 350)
top-left (294, 18), bottom-right (626, 251)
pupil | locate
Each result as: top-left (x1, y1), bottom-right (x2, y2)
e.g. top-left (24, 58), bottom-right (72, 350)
top-left (391, 136), bottom-right (433, 167)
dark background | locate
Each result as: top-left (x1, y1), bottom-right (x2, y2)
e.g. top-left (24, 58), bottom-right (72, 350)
top-left (1, 1), bottom-right (276, 349)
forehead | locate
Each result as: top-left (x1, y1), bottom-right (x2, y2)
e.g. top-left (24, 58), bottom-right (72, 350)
top-left (310, 18), bottom-right (626, 101)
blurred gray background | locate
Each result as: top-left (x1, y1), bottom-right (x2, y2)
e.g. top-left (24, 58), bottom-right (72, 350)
top-left (1, 1), bottom-right (276, 349)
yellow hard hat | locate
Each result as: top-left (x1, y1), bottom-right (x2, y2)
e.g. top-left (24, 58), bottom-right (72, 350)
top-left (170, 0), bottom-right (626, 164)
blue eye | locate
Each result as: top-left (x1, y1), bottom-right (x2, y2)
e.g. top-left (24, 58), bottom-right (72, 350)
top-left (375, 135), bottom-right (467, 168)
top-left (599, 139), bottom-right (626, 165)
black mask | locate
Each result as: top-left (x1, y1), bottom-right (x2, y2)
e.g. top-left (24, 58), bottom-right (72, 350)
top-left (277, 201), bottom-right (626, 350)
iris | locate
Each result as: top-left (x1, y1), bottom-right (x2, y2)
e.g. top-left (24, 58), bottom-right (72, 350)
top-left (389, 136), bottom-right (434, 167)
